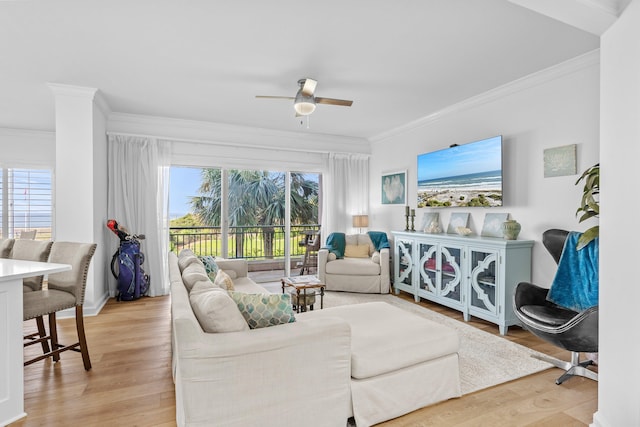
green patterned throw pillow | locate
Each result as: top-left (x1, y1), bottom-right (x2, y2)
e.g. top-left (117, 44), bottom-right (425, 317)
top-left (198, 255), bottom-right (219, 281)
top-left (229, 292), bottom-right (296, 329)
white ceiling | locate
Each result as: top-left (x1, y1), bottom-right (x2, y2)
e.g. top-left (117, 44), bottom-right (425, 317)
top-left (0, 0), bottom-right (605, 140)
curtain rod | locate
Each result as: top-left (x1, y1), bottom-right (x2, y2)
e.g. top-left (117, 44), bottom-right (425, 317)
top-left (105, 131), bottom-right (370, 157)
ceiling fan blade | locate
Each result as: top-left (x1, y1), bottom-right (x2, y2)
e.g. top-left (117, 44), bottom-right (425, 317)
top-left (301, 78), bottom-right (317, 96)
top-left (315, 97), bottom-right (353, 107)
top-left (255, 95), bottom-right (295, 100)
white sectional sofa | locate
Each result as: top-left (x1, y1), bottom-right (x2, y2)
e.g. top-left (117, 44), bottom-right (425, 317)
top-left (169, 250), bottom-right (461, 427)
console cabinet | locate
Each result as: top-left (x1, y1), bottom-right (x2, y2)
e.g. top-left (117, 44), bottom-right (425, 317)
top-left (392, 231), bottom-right (533, 335)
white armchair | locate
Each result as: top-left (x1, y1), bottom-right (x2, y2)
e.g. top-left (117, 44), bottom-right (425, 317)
top-left (318, 233), bottom-right (390, 294)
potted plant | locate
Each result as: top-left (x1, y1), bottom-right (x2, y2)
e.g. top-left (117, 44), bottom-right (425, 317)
top-left (575, 163), bottom-right (599, 250)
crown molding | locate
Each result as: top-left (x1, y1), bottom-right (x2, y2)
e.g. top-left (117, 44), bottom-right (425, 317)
top-left (370, 49), bottom-right (600, 144)
top-left (47, 83), bottom-right (112, 117)
top-left (93, 91), bottom-right (111, 118)
top-left (107, 112), bottom-right (370, 155)
top-left (508, 0), bottom-right (623, 35)
top-left (0, 127), bottom-right (55, 140)
top-left (47, 83), bottom-right (98, 98)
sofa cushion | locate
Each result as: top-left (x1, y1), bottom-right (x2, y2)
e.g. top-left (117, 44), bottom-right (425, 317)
top-left (214, 269), bottom-right (235, 291)
top-left (178, 248), bottom-right (195, 258)
top-left (344, 244), bottom-right (370, 258)
top-left (190, 279), bottom-right (223, 294)
top-left (182, 263), bottom-right (210, 292)
top-left (190, 287), bottom-right (249, 333)
top-left (326, 257), bottom-right (381, 276)
top-left (300, 302), bottom-right (459, 379)
top-left (178, 253), bottom-right (203, 273)
top-left (229, 292), bottom-right (296, 329)
top-left (232, 277), bottom-right (269, 293)
top-left (198, 255), bottom-right (219, 281)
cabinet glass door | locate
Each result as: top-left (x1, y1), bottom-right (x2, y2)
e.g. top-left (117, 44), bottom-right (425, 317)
top-left (469, 249), bottom-right (498, 315)
top-left (418, 242), bottom-right (437, 295)
top-left (396, 239), bottom-right (413, 287)
top-left (440, 245), bottom-right (462, 303)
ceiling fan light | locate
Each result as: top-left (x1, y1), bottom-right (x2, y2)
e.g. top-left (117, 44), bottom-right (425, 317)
top-left (294, 92), bottom-right (316, 115)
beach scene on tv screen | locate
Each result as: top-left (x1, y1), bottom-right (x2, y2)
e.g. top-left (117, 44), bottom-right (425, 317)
top-left (417, 136), bottom-right (502, 208)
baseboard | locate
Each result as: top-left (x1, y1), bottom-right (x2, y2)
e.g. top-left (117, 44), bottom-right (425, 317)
top-left (55, 291), bottom-right (110, 319)
top-left (591, 411), bottom-right (608, 427)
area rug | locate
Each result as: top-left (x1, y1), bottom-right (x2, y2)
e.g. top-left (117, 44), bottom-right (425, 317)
top-left (321, 291), bottom-right (553, 395)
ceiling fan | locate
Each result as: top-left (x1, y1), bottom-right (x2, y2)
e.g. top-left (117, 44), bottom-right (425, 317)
top-left (256, 78), bottom-right (353, 116)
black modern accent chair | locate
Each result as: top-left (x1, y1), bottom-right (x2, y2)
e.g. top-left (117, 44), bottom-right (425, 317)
top-left (513, 229), bottom-right (598, 385)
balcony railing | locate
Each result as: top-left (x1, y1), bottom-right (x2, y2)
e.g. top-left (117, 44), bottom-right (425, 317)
top-left (169, 224), bottom-right (321, 260)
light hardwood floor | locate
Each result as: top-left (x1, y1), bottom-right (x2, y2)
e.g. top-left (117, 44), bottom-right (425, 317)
top-left (13, 291), bottom-right (597, 427)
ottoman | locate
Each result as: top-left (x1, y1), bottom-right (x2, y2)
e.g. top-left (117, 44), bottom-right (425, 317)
top-left (299, 301), bottom-right (461, 427)
top-left (289, 289), bottom-right (317, 311)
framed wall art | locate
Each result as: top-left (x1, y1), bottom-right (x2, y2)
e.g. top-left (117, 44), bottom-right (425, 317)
top-left (544, 144), bottom-right (577, 178)
top-left (381, 170), bottom-right (407, 205)
top-left (447, 212), bottom-right (470, 234)
top-left (481, 213), bottom-right (509, 237)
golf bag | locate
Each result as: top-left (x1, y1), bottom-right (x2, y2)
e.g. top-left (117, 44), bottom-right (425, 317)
top-left (107, 219), bottom-right (150, 301)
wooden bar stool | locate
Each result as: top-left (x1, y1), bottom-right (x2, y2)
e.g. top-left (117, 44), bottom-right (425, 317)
top-left (23, 242), bottom-right (97, 370)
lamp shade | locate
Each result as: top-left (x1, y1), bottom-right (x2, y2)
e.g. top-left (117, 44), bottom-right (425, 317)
top-left (352, 215), bottom-right (369, 228)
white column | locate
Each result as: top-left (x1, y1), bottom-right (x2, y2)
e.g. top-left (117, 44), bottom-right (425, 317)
top-left (595, 1), bottom-right (640, 426)
top-left (49, 84), bottom-right (109, 315)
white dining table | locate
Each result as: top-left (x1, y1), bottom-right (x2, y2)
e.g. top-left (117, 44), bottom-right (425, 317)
top-left (0, 258), bottom-right (71, 426)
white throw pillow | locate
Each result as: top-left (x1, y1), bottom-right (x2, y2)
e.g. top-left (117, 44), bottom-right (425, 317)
top-left (182, 263), bottom-right (210, 291)
top-left (214, 269), bottom-right (235, 291)
top-left (327, 252), bottom-right (337, 261)
top-left (371, 251), bottom-right (381, 264)
top-left (190, 287), bottom-right (249, 333)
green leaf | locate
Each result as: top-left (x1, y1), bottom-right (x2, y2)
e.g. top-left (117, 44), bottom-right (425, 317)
top-left (576, 226), bottom-right (599, 250)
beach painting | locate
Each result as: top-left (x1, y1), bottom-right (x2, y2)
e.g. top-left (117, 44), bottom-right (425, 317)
top-left (381, 170), bottom-right (407, 205)
top-left (417, 136), bottom-right (502, 208)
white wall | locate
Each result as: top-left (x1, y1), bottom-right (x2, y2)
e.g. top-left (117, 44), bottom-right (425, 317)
top-left (595, 0), bottom-right (640, 425)
top-left (370, 51), bottom-right (600, 286)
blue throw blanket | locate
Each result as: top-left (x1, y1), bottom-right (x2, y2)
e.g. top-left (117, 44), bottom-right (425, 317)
top-left (368, 231), bottom-right (390, 251)
top-left (546, 232), bottom-right (599, 312)
top-left (324, 232), bottom-right (346, 258)
top-left (323, 231), bottom-right (390, 259)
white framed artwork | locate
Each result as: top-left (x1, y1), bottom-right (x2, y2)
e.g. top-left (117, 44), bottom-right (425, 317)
top-left (481, 213), bottom-right (508, 237)
top-left (447, 212), bottom-right (470, 234)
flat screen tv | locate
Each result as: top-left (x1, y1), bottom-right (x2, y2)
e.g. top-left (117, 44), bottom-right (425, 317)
top-left (417, 135), bottom-right (503, 208)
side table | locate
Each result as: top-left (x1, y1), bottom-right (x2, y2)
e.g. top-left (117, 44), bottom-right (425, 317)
top-left (281, 275), bottom-right (325, 313)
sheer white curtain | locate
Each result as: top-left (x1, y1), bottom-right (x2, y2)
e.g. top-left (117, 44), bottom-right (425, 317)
top-left (321, 153), bottom-right (369, 239)
top-left (107, 134), bottom-right (171, 297)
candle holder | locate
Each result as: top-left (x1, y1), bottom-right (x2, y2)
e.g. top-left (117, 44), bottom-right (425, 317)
top-left (410, 213), bottom-right (415, 231)
top-left (404, 214), bottom-right (410, 231)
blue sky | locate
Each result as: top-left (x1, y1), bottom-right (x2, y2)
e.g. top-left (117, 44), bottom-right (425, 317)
top-left (417, 136), bottom-right (502, 181)
top-left (169, 167), bottom-right (203, 217)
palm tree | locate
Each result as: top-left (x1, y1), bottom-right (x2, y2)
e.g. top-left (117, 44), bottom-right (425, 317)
top-left (191, 169), bottom-right (319, 258)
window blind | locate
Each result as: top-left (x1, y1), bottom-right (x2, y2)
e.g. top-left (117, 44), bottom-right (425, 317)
top-left (0, 168), bottom-right (53, 240)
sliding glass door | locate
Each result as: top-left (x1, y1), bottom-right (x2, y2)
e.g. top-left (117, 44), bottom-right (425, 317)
top-left (169, 167), bottom-right (320, 283)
